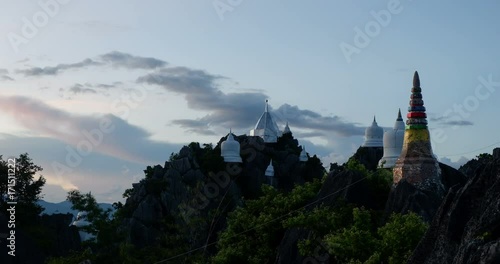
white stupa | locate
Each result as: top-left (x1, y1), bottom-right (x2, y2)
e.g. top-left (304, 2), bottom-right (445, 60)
top-left (265, 159), bottom-right (275, 177)
top-left (70, 212), bottom-right (95, 242)
top-left (379, 109), bottom-right (405, 168)
top-left (362, 116), bottom-right (383, 147)
top-left (265, 159), bottom-right (277, 186)
top-left (250, 100), bottom-right (281, 143)
top-left (299, 146), bottom-right (308, 162)
top-left (221, 130), bottom-right (242, 163)
top-left (283, 122), bottom-right (291, 134)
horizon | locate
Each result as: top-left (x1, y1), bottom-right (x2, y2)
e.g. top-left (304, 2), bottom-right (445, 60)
top-left (1, 1), bottom-right (499, 203)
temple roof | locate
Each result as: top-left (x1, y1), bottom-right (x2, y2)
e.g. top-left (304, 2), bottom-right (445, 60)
top-left (250, 100), bottom-right (281, 143)
top-left (362, 115), bottom-right (384, 147)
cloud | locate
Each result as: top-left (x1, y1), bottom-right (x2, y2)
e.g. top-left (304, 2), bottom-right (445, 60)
top-left (68, 83), bottom-right (97, 94)
top-left (441, 120), bottom-right (473, 126)
top-left (95, 82), bottom-right (123, 89)
top-left (0, 133), bottom-right (167, 203)
top-left (137, 67), bottom-right (365, 138)
top-left (15, 51), bottom-right (167, 77)
top-left (171, 119), bottom-right (217, 136)
top-left (16, 58), bottom-right (102, 76)
top-left (430, 114), bottom-right (474, 127)
top-left (0, 69), bottom-right (8, 75)
top-left (100, 51), bottom-right (167, 69)
top-left (1, 75), bottom-right (14, 81)
top-left (273, 104), bottom-right (365, 137)
top-left (0, 95), bottom-right (182, 165)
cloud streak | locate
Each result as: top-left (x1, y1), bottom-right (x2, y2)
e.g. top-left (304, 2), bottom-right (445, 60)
top-left (430, 115), bottom-right (474, 127)
top-left (0, 95), bottom-right (181, 165)
top-left (137, 66), bottom-right (365, 138)
top-left (16, 51), bottom-right (167, 77)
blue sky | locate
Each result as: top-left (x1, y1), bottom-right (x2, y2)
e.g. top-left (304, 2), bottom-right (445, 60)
top-left (1, 0), bottom-right (499, 202)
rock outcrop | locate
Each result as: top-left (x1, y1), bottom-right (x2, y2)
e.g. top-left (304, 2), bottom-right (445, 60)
top-left (384, 162), bottom-right (466, 222)
top-left (120, 134), bottom-right (325, 250)
top-left (276, 148), bottom-right (386, 264)
top-left (408, 151), bottom-right (500, 263)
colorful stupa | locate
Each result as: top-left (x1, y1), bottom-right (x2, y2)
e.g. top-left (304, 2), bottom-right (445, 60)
top-left (393, 71), bottom-right (443, 193)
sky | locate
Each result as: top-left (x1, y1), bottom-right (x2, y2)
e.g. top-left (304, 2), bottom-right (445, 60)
top-left (0, 0), bottom-right (499, 203)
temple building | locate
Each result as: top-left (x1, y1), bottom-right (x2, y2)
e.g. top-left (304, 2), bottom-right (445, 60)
top-left (71, 212), bottom-right (95, 242)
top-left (265, 159), bottom-right (276, 186)
top-left (299, 146), bottom-right (308, 162)
top-left (220, 130), bottom-right (243, 163)
top-left (378, 109), bottom-right (405, 168)
top-left (250, 100), bottom-right (282, 143)
top-left (362, 116), bottom-right (383, 147)
top-left (393, 71), bottom-right (443, 194)
top-left (283, 121), bottom-right (291, 135)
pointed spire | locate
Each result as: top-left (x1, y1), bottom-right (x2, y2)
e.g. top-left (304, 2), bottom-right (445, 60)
top-left (413, 71), bottom-right (420, 87)
top-left (407, 71), bottom-right (428, 129)
top-left (397, 109), bottom-right (402, 121)
top-left (373, 115), bottom-right (377, 124)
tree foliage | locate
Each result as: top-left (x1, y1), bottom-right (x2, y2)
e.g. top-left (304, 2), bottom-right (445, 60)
top-left (212, 178), bottom-right (323, 263)
top-left (0, 153), bottom-right (46, 225)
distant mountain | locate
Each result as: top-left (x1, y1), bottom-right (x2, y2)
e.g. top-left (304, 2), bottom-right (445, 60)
top-left (38, 200), bottom-right (114, 217)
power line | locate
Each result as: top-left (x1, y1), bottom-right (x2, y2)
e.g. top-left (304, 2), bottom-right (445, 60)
top-left (153, 174), bottom-right (367, 264)
top-left (435, 140), bottom-right (500, 157)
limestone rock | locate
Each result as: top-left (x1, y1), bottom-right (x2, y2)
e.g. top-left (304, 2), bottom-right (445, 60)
top-left (407, 153), bottom-right (500, 263)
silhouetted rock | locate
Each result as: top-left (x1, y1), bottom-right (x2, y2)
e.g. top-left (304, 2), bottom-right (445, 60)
top-left (384, 162), bottom-right (466, 222)
top-left (352, 146), bottom-right (384, 171)
top-left (408, 152), bottom-right (500, 263)
top-left (120, 133), bottom-right (325, 250)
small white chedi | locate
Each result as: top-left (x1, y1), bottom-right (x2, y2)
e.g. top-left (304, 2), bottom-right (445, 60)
top-left (70, 212), bottom-right (95, 242)
top-left (220, 130), bottom-right (243, 163)
top-left (379, 109), bottom-right (405, 168)
top-left (362, 116), bottom-right (384, 147)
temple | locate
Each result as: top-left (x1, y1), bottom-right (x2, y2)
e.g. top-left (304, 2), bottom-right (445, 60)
top-left (392, 71), bottom-right (443, 193)
top-left (299, 146), bottom-right (308, 162)
top-left (220, 130), bottom-right (242, 163)
top-left (283, 121), bottom-right (291, 135)
top-left (362, 116), bottom-right (383, 147)
top-left (378, 109), bottom-right (405, 168)
top-left (71, 212), bottom-right (95, 242)
top-left (250, 100), bottom-right (282, 143)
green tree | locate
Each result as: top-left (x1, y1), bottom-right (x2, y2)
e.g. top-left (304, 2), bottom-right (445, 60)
top-left (0, 153), bottom-right (46, 225)
top-left (324, 207), bottom-right (378, 262)
top-left (212, 178), bottom-right (323, 263)
top-left (377, 212), bottom-right (428, 264)
top-left (66, 190), bottom-right (113, 240)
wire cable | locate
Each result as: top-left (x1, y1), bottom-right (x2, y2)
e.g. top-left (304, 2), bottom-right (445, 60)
top-left (153, 174), bottom-right (367, 264)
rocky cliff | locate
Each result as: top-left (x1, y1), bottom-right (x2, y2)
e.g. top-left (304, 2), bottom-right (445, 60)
top-left (384, 162), bottom-right (467, 222)
top-left (408, 149), bottom-right (500, 263)
top-left (119, 133), bottom-right (326, 251)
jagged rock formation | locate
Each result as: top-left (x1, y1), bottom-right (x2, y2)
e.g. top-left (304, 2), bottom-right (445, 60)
top-left (351, 146), bottom-right (384, 171)
top-left (384, 162), bottom-right (466, 222)
top-left (408, 149), bottom-right (500, 263)
top-left (385, 72), bottom-right (463, 222)
top-left (276, 148), bottom-right (386, 264)
top-left (119, 133), bottom-right (325, 250)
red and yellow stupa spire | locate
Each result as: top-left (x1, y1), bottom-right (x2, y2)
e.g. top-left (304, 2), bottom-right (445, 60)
top-left (393, 71), bottom-right (443, 193)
